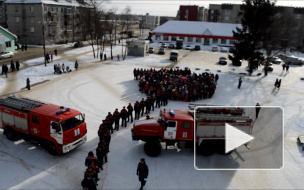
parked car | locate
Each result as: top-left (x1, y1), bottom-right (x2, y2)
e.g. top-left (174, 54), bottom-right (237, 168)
top-left (264, 62), bottom-right (274, 71)
top-left (0, 51), bottom-right (14, 59)
top-left (219, 57), bottom-right (228, 65)
top-left (158, 48), bottom-right (165, 55)
top-left (211, 46), bottom-right (218, 52)
top-left (194, 45), bottom-right (201, 51)
top-left (161, 43), bottom-right (167, 48)
top-left (232, 59), bottom-right (242, 66)
top-left (168, 44), bottom-right (175, 49)
top-left (272, 57), bottom-right (282, 64)
top-left (149, 47), bottom-right (155, 53)
top-left (185, 45), bottom-right (191, 50)
top-left (74, 41), bottom-right (84, 48)
top-left (220, 47), bottom-right (228, 53)
top-left (15, 43), bottom-right (22, 50)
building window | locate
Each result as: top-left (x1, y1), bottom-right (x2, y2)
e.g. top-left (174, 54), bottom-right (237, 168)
top-left (221, 39), bottom-right (227, 44)
top-left (212, 38), bottom-right (218, 43)
top-left (30, 17), bottom-right (34, 22)
top-left (188, 37), bottom-right (193, 42)
top-left (224, 16), bottom-right (230, 21)
top-left (30, 27), bottom-right (35, 33)
top-left (229, 40), bottom-right (235, 45)
top-left (5, 42), bottom-right (11, 48)
top-left (163, 36), bottom-right (168, 41)
top-left (179, 37), bottom-right (184, 40)
top-left (44, 6), bottom-right (47, 12)
top-left (30, 6), bottom-right (34, 12)
top-left (196, 38), bottom-right (201, 42)
top-left (295, 14), bottom-right (301, 19)
top-left (15, 6), bottom-right (19, 12)
top-left (211, 10), bottom-right (214, 14)
top-left (171, 36), bottom-right (176, 41)
top-left (225, 10), bottom-right (230, 14)
top-left (32, 115), bottom-right (40, 124)
top-left (17, 27), bottom-right (20, 32)
top-left (16, 17), bottom-right (20, 22)
top-left (210, 16), bottom-right (214, 19)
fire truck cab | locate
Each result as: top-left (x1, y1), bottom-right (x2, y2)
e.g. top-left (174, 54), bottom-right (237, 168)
top-left (0, 96), bottom-right (87, 155)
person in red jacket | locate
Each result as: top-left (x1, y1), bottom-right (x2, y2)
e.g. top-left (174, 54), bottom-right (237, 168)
top-left (120, 106), bottom-right (128, 127)
top-left (85, 151), bottom-right (100, 173)
top-left (113, 108), bottom-right (120, 130)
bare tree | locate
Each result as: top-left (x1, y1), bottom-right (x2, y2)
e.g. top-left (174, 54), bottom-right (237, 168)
top-left (120, 6), bottom-right (132, 60)
top-left (80, 0), bottom-right (106, 58)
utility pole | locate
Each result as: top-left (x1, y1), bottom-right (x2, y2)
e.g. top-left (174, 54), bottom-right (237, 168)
top-left (42, 23), bottom-right (46, 66)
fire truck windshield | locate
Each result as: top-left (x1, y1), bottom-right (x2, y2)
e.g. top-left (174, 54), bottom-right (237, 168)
top-left (61, 114), bottom-right (84, 131)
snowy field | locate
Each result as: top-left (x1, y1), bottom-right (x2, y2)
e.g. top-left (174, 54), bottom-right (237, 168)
top-left (1, 42), bottom-right (304, 189)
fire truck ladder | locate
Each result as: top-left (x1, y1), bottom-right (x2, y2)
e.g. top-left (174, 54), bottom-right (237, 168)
top-left (196, 113), bottom-right (252, 122)
top-left (188, 103), bottom-right (245, 116)
top-left (0, 96), bottom-right (44, 112)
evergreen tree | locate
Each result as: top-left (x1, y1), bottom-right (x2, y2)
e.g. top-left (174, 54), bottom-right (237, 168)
top-left (229, 0), bottom-right (276, 75)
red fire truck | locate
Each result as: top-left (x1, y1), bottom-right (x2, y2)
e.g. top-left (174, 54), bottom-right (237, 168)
top-left (132, 104), bottom-right (253, 157)
top-left (0, 96), bottom-right (87, 155)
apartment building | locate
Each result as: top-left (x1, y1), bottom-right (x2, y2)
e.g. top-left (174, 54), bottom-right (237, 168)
top-left (0, 0), bottom-right (6, 28)
top-left (5, 0), bottom-right (91, 45)
top-left (177, 5), bottom-right (208, 21)
top-left (208, 4), bottom-right (241, 23)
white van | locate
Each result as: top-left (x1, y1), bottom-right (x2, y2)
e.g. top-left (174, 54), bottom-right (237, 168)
top-left (170, 50), bottom-right (179, 61)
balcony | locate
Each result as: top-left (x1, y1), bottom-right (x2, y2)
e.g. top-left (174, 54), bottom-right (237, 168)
top-left (48, 21), bottom-right (57, 26)
top-left (65, 30), bottom-right (73, 34)
top-left (64, 21), bottom-right (73, 26)
top-left (48, 11), bottom-right (57, 16)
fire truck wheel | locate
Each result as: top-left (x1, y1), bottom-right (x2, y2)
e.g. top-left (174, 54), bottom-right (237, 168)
top-left (5, 127), bottom-right (20, 141)
top-left (218, 141), bottom-right (233, 155)
top-left (48, 143), bottom-right (58, 156)
top-left (198, 140), bottom-right (216, 156)
top-left (144, 141), bottom-right (162, 157)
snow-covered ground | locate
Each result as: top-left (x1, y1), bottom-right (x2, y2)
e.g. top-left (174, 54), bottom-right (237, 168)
top-left (1, 42), bottom-right (304, 189)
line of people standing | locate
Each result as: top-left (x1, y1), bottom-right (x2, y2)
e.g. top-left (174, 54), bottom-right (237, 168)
top-left (1, 60), bottom-right (21, 78)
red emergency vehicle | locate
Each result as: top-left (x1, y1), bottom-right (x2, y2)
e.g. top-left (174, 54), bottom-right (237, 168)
top-left (132, 104), bottom-right (253, 157)
top-left (0, 96), bottom-right (87, 155)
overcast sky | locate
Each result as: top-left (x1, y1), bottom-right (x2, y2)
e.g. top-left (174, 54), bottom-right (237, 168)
top-left (103, 0), bottom-right (304, 17)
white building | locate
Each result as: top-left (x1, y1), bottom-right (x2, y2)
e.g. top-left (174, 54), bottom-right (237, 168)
top-left (152, 20), bottom-right (241, 46)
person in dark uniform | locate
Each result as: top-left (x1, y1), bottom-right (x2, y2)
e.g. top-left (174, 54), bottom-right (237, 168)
top-left (26, 78), bottom-right (30, 90)
top-left (16, 60), bottom-right (20, 71)
top-left (106, 112), bottom-right (114, 133)
top-left (145, 97), bottom-right (151, 114)
top-left (113, 109), bottom-right (120, 130)
top-left (120, 106), bottom-right (128, 127)
top-left (256, 103), bottom-right (261, 119)
top-left (81, 174), bottom-right (97, 190)
top-left (140, 98), bottom-right (146, 116)
top-left (127, 103), bottom-right (134, 123)
top-left (155, 92), bottom-right (161, 108)
top-left (149, 95), bottom-right (155, 111)
top-left (134, 101), bottom-right (141, 120)
top-left (136, 158), bottom-right (149, 190)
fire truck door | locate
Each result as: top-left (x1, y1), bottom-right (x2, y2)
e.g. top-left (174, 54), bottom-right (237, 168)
top-left (164, 120), bottom-right (177, 139)
top-left (50, 121), bottom-right (63, 144)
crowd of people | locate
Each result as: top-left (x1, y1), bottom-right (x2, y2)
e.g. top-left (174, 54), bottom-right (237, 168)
top-left (134, 68), bottom-right (218, 103)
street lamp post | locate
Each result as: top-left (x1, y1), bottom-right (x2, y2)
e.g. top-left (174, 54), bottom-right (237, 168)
top-left (42, 24), bottom-right (46, 66)
top-left (38, 21), bottom-right (47, 66)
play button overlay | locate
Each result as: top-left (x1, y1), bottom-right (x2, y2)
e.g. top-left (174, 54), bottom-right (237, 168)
top-left (194, 106), bottom-right (283, 170)
top-left (225, 123), bottom-right (254, 153)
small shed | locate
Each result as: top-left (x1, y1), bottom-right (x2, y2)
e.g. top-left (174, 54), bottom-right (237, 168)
top-left (0, 26), bottom-right (17, 52)
top-left (127, 39), bottom-right (150, 57)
